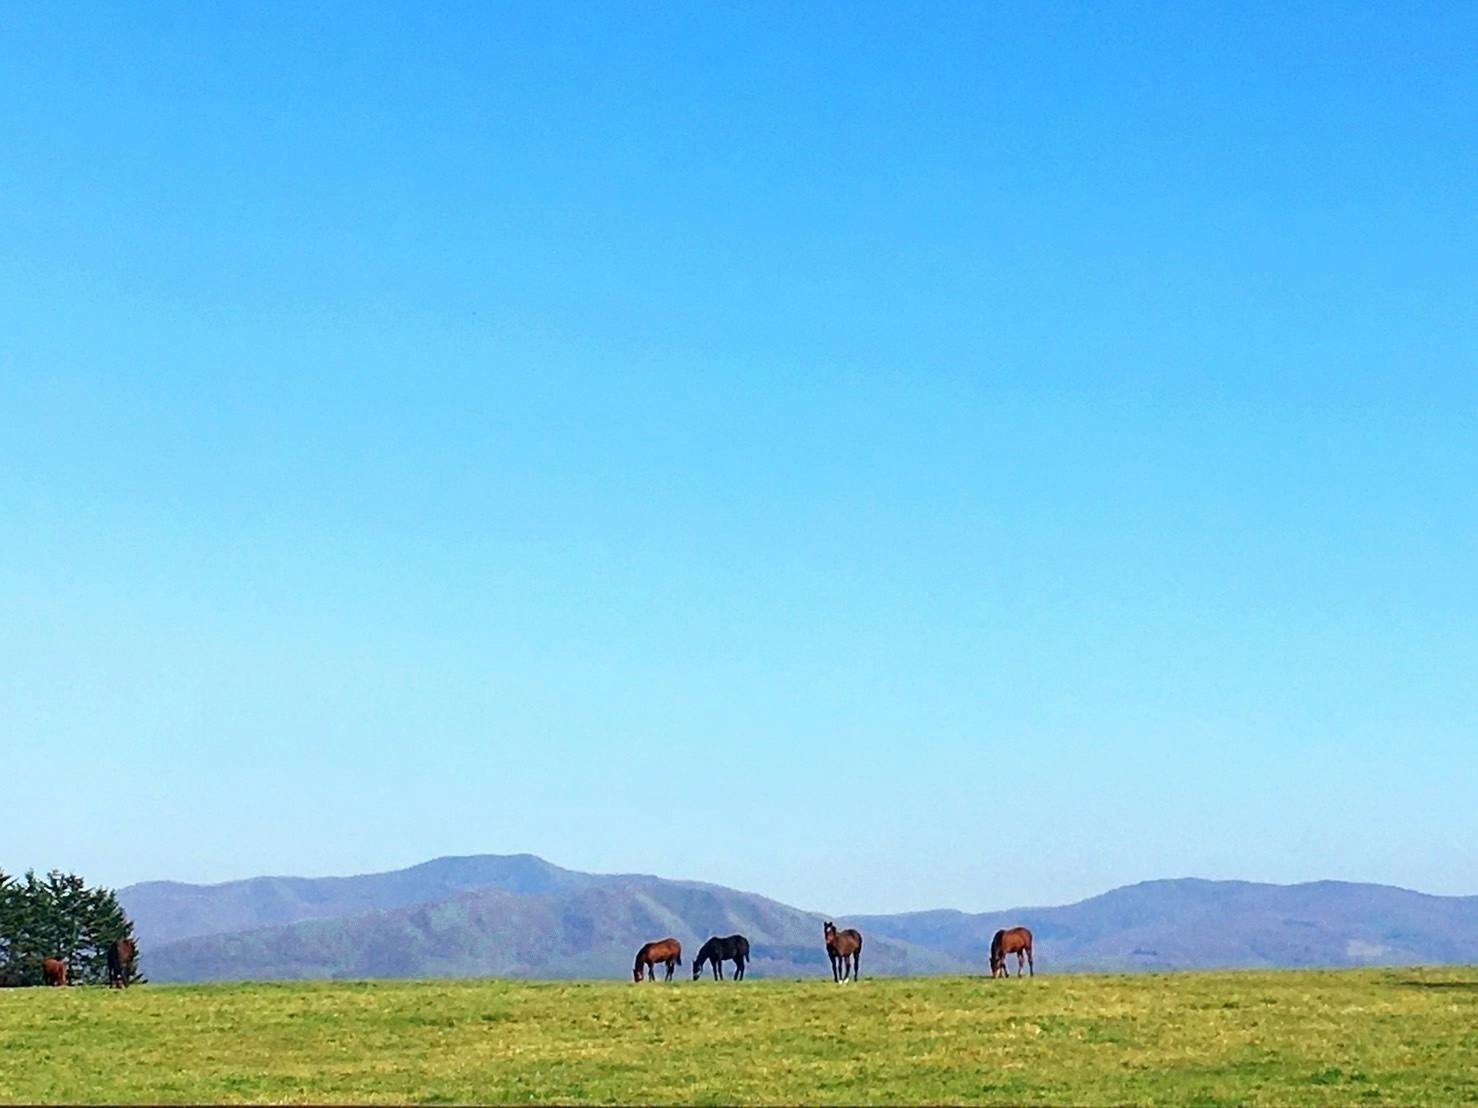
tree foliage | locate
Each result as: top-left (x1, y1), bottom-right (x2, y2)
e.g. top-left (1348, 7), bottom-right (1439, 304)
top-left (0, 868), bottom-right (139, 986)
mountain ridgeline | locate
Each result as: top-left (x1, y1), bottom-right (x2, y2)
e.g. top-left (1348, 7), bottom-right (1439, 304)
top-left (118, 855), bottom-right (1478, 983)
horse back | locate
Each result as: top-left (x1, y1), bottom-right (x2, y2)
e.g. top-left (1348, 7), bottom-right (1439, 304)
top-left (642, 937), bottom-right (681, 962)
top-left (994, 926), bottom-right (1032, 954)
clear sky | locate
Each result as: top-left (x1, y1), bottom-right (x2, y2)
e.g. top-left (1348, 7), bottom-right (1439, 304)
top-left (2, 2), bottom-right (1474, 914)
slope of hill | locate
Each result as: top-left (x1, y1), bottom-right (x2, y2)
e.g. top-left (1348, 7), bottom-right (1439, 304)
top-left (124, 856), bottom-right (1478, 982)
top-left (853, 878), bottom-right (1478, 970)
top-left (121, 853), bottom-right (614, 947)
top-left (143, 876), bottom-right (957, 982)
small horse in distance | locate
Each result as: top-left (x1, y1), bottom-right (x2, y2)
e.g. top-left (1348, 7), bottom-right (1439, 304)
top-left (106, 937), bottom-right (137, 988)
top-left (42, 957), bottom-right (67, 986)
top-left (823, 921), bottom-right (862, 983)
top-left (633, 937), bottom-right (682, 982)
top-left (990, 926), bottom-right (1033, 977)
top-left (692, 934), bottom-right (750, 980)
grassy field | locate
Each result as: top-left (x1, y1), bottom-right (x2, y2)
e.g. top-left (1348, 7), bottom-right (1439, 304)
top-left (3, 968), bottom-right (1477, 1104)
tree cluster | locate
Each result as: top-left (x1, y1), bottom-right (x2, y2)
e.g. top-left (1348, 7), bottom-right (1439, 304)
top-left (0, 868), bottom-right (139, 986)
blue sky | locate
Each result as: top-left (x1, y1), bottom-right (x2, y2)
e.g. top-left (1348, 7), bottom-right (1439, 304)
top-left (2, 2), bottom-right (1474, 913)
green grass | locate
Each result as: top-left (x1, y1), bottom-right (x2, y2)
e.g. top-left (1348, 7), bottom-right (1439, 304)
top-left (4, 968), bottom-right (1477, 1104)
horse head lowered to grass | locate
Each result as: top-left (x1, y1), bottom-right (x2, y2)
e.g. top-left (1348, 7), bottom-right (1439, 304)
top-left (990, 926), bottom-right (1033, 977)
top-left (692, 934), bottom-right (750, 981)
top-left (633, 938), bottom-right (682, 982)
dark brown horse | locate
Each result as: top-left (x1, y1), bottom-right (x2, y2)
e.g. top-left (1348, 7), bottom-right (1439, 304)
top-left (633, 937), bottom-right (682, 982)
top-left (692, 934), bottom-right (750, 981)
top-left (989, 926), bottom-right (1033, 977)
top-left (106, 937), bottom-right (136, 988)
top-left (823, 921), bottom-right (862, 983)
top-left (42, 957), bottom-right (67, 986)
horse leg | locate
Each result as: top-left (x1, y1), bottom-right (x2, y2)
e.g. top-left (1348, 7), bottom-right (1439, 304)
top-left (854, 948), bottom-right (860, 981)
top-left (1027, 946), bottom-right (1034, 977)
top-left (717, 958), bottom-right (724, 980)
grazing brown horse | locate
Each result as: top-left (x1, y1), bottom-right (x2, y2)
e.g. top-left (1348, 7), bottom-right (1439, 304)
top-left (42, 957), bottom-right (67, 987)
top-left (106, 937), bottom-right (137, 988)
top-left (990, 926), bottom-right (1033, 977)
top-left (823, 921), bottom-right (862, 983)
top-left (633, 937), bottom-right (682, 982)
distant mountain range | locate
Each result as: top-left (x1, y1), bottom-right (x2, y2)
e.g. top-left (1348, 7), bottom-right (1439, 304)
top-left (118, 854), bottom-right (1478, 982)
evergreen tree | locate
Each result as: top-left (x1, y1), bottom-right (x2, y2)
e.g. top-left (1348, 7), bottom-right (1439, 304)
top-left (0, 870), bottom-right (16, 978)
top-left (0, 869), bottom-right (139, 986)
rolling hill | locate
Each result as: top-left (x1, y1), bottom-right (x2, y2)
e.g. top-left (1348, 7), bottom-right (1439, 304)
top-left (119, 856), bottom-right (1478, 982)
top-left (854, 877), bottom-right (1478, 970)
top-left (136, 871), bottom-right (955, 982)
top-left (120, 853), bottom-right (614, 948)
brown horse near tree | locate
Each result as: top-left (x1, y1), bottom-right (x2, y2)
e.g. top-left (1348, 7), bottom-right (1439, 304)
top-left (823, 921), bottom-right (862, 983)
top-left (42, 957), bottom-right (67, 986)
top-left (106, 937), bottom-right (136, 988)
top-left (633, 937), bottom-right (682, 982)
top-left (989, 926), bottom-right (1033, 977)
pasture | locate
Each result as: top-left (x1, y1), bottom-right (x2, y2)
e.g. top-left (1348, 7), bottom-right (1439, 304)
top-left (3, 968), bottom-right (1476, 1104)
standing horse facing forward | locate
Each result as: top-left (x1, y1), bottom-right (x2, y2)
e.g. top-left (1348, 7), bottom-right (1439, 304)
top-left (990, 926), bottom-right (1033, 977)
top-left (692, 934), bottom-right (750, 980)
top-left (633, 937), bottom-right (682, 982)
top-left (823, 922), bottom-right (863, 983)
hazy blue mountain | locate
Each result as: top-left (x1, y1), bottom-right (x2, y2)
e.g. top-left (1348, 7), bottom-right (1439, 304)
top-left (853, 878), bottom-right (1478, 970)
top-left (124, 857), bottom-right (1478, 982)
top-left (142, 876), bottom-right (956, 982)
top-left (120, 853), bottom-right (617, 947)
